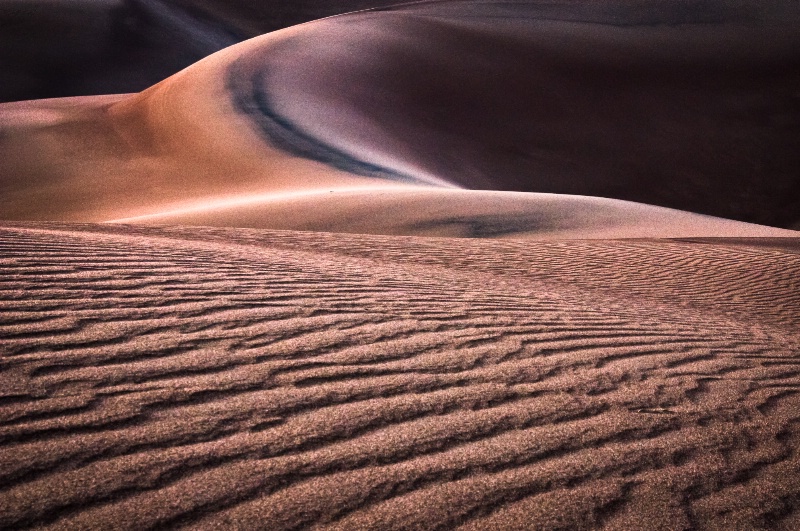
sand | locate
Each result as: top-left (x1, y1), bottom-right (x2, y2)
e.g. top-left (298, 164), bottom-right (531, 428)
top-left (106, 188), bottom-right (798, 240)
top-left (2, 0), bottom-right (799, 227)
top-left (224, 0), bottom-right (800, 227)
top-left (2, 0), bottom-right (800, 528)
top-left (1, 223), bottom-right (799, 529)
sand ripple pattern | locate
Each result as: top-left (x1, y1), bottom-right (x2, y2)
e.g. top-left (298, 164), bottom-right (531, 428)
top-left (1, 224), bottom-right (799, 529)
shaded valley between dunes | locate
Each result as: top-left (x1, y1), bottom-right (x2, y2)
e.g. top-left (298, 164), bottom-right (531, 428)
top-left (1, 223), bottom-right (799, 529)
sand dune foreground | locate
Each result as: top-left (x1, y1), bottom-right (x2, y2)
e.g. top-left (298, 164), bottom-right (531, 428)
top-left (1, 223), bottom-right (799, 529)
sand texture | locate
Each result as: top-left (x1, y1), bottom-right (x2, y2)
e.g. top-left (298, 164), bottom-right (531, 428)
top-left (2, 0), bottom-right (800, 528)
top-left (1, 223), bottom-right (799, 529)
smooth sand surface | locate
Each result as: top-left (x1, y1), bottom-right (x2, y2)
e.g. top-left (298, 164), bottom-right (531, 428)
top-left (0, 58), bottom-right (400, 223)
top-left (1, 223), bottom-right (799, 529)
top-left (107, 188), bottom-right (799, 239)
top-left (227, 0), bottom-right (800, 227)
top-left (5, 88), bottom-right (794, 239)
top-left (1, 0), bottom-right (799, 227)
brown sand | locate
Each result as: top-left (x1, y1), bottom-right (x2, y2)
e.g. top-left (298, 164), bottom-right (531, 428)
top-left (1, 222), bottom-right (799, 529)
top-left (0, 70), bottom-right (391, 223)
top-left (2, 1), bottom-right (799, 527)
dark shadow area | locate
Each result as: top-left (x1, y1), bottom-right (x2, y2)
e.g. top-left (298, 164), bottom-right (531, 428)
top-left (0, 0), bottom-right (237, 102)
top-left (0, 0), bottom-right (397, 103)
top-left (226, 55), bottom-right (411, 182)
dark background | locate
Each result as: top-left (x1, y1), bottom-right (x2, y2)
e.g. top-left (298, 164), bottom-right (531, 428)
top-left (0, 0), bottom-right (388, 103)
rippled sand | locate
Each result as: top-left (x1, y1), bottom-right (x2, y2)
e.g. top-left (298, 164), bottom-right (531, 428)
top-left (1, 223), bottom-right (799, 528)
top-left (1, 1), bottom-right (799, 528)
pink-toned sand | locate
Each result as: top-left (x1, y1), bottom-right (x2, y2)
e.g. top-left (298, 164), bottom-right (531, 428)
top-left (1, 223), bottom-right (799, 529)
top-left (1, 1), bottom-right (800, 528)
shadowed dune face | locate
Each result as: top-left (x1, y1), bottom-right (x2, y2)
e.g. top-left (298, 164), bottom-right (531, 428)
top-left (0, 223), bottom-right (798, 528)
top-left (238, 1), bottom-right (800, 227)
top-left (0, 0), bottom-right (242, 104)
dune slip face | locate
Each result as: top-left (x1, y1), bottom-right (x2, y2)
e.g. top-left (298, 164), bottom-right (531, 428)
top-left (226, 0), bottom-right (800, 228)
top-left (1, 223), bottom-right (799, 529)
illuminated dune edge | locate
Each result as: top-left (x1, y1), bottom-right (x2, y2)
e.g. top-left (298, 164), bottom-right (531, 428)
top-left (1, 223), bottom-right (799, 528)
top-left (107, 188), bottom-right (797, 239)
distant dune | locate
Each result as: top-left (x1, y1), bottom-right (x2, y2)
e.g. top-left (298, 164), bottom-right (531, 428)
top-left (0, 0), bottom-right (240, 104)
top-left (1, 223), bottom-right (799, 528)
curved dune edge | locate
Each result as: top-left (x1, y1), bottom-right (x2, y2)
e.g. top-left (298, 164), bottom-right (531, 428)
top-left (0, 223), bottom-right (798, 528)
top-left (1, 1), bottom-right (798, 228)
top-left (5, 87), bottom-right (794, 239)
top-left (105, 187), bottom-right (798, 239)
top-left (0, 21), bottom-right (443, 224)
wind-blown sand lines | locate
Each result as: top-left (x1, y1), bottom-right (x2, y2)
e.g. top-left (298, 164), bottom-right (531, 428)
top-left (1, 0), bottom-right (798, 527)
top-left (0, 223), bottom-right (798, 528)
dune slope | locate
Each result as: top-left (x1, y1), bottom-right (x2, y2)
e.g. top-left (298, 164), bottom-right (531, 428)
top-left (1, 0), bottom-right (799, 228)
top-left (107, 188), bottom-right (799, 240)
top-left (221, 0), bottom-right (800, 227)
top-left (1, 223), bottom-right (799, 529)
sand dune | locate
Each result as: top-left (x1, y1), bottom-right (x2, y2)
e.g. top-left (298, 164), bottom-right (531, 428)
top-left (225, 0), bottom-right (800, 227)
top-left (107, 188), bottom-right (798, 239)
top-left (2, 0), bottom-right (799, 228)
top-left (2, 1), bottom-right (800, 528)
top-left (1, 223), bottom-right (798, 528)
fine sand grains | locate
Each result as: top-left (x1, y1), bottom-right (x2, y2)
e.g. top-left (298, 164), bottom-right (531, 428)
top-left (1, 223), bottom-right (799, 529)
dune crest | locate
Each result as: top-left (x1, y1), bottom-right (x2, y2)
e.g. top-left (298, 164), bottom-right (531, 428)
top-left (1, 0), bottom-right (799, 231)
top-left (106, 188), bottom-right (798, 239)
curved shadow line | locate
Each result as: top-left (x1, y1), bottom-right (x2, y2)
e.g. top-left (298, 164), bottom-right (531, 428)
top-left (226, 56), bottom-right (421, 184)
top-left (402, 212), bottom-right (562, 238)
